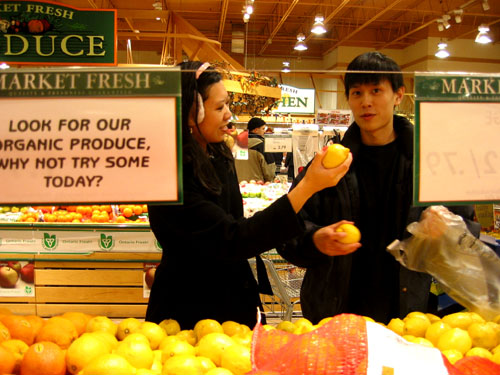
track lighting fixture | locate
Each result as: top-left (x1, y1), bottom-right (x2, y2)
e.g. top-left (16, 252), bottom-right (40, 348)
top-left (311, 14), bottom-right (326, 35)
top-left (453, 9), bottom-right (463, 24)
top-left (152, 1), bottom-right (162, 10)
top-left (442, 15), bottom-right (451, 29)
top-left (242, 0), bottom-right (254, 22)
top-left (435, 41), bottom-right (450, 59)
top-left (437, 19), bottom-right (444, 32)
top-left (475, 24), bottom-right (492, 44)
top-left (482, 0), bottom-right (490, 11)
top-left (294, 33), bottom-right (308, 51)
top-left (282, 61), bottom-right (290, 73)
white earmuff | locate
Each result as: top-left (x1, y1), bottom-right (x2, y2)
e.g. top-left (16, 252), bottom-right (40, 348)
top-left (197, 92), bottom-right (205, 124)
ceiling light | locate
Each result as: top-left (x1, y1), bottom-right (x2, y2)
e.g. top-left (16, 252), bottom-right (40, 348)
top-left (311, 14), bottom-right (326, 35)
top-left (475, 24), bottom-right (492, 44)
top-left (152, 1), bottom-right (162, 10)
top-left (133, 29), bottom-right (140, 34)
top-left (243, 13), bottom-right (250, 23)
top-left (294, 33), bottom-right (308, 51)
top-left (246, 5), bottom-right (253, 15)
top-left (435, 41), bottom-right (450, 59)
top-left (482, 0), bottom-right (490, 11)
top-left (442, 15), bottom-right (451, 29)
top-left (437, 20), bottom-right (444, 32)
top-left (453, 9), bottom-right (463, 24)
top-left (282, 61), bottom-right (290, 73)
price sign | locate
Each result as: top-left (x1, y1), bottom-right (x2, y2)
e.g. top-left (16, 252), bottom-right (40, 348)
top-left (415, 74), bottom-right (500, 205)
top-left (264, 134), bottom-right (292, 152)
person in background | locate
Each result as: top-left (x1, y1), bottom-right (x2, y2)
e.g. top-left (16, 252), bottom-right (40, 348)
top-left (234, 139), bottom-right (275, 182)
top-left (146, 61), bottom-right (354, 329)
top-left (247, 117), bottom-right (280, 175)
top-left (279, 52), bottom-right (480, 325)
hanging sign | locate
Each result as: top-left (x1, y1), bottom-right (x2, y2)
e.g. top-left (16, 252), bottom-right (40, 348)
top-left (0, 0), bottom-right (116, 65)
top-left (0, 66), bottom-right (182, 205)
top-left (274, 84), bottom-right (315, 114)
top-left (414, 73), bottom-right (500, 205)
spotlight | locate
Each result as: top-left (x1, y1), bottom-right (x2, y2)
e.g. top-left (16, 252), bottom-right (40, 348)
top-left (435, 41), bottom-right (450, 59)
top-left (437, 20), bottom-right (444, 32)
top-left (442, 15), bottom-right (451, 29)
top-left (243, 13), bottom-right (250, 23)
top-left (475, 24), bottom-right (492, 44)
top-left (453, 9), bottom-right (463, 24)
top-left (282, 61), bottom-right (290, 73)
top-left (311, 14), bottom-right (326, 35)
top-left (152, 1), bottom-right (162, 10)
top-left (482, 0), bottom-right (490, 11)
top-left (294, 33), bottom-right (308, 51)
top-left (246, 5), bottom-right (253, 15)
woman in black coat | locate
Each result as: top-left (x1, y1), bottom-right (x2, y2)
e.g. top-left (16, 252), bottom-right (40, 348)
top-left (145, 61), bottom-right (355, 329)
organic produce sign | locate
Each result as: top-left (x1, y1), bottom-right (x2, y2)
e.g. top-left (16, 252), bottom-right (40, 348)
top-left (414, 73), bottom-right (500, 205)
top-left (0, 0), bottom-right (116, 65)
top-left (0, 66), bottom-right (182, 205)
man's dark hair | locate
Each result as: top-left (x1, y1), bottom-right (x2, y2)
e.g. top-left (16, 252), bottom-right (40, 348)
top-left (344, 52), bottom-right (404, 97)
top-left (247, 117), bottom-right (266, 132)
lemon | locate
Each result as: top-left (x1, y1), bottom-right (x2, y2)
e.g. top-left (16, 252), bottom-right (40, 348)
top-left (262, 324), bottom-right (276, 331)
top-left (123, 332), bottom-right (151, 346)
top-left (493, 344), bottom-right (500, 355)
top-left (403, 316), bottom-right (431, 338)
top-left (140, 322), bottom-right (167, 350)
top-left (194, 319), bottom-right (224, 342)
top-left (437, 328), bottom-right (472, 354)
top-left (137, 369), bottom-right (159, 375)
top-left (220, 343), bottom-right (251, 375)
top-left (425, 321), bottom-right (451, 346)
top-left (80, 353), bottom-right (137, 375)
top-left (196, 332), bottom-right (235, 367)
top-left (293, 318), bottom-right (314, 334)
top-left (89, 331), bottom-right (119, 350)
top-left (159, 319), bottom-right (181, 336)
top-left (239, 325), bottom-right (251, 335)
top-left (468, 312), bottom-right (486, 324)
top-left (335, 223), bottom-right (361, 244)
top-left (66, 333), bottom-right (111, 374)
top-left (322, 144), bottom-right (350, 168)
top-left (231, 331), bottom-right (252, 348)
top-left (197, 356), bottom-right (216, 372)
top-left (465, 347), bottom-right (493, 359)
top-left (160, 340), bottom-right (195, 362)
top-left (402, 335), bottom-right (416, 342)
top-left (425, 313), bottom-right (441, 324)
top-left (276, 320), bottom-right (296, 333)
top-left (493, 350), bottom-right (500, 365)
top-left (221, 321), bottom-right (244, 337)
top-left (159, 336), bottom-right (181, 350)
top-left (86, 316), bottom-right (118, 336)
top-left (117, 318), bottom-right (142, 341)
top-left (411, 337), bottom-right (434, 348)
top-left (468, 322), bottom-right (498, 350)
top-left (205, 368), bottom-right (234, 375)
top-left (441, 349), bottom-right (463, 365)
top-left (362, 316), bottom-right (375, 323)
top-left (492, 314), bottom-right (500, 324)
top-left (115, 339), bottom-right (154, 369)
top-left (176, 330), bottom-right (197, 346)
top-left (317, 317), bottom-right (333, 327)
top-left (442, 312), bottom-right (473, 330)
top-left (405, 311), bottom-right (431, 323)
top-left (387, 318), bottom-right (405, 336)
top-left (162, 354), bottom-right (204, 375)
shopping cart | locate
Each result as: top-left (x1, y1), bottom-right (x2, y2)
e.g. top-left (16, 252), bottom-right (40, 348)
top-left (248, 254), bottom-right (305, 321)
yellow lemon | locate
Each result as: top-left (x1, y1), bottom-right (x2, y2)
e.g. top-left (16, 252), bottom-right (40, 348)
top-left (411, 337), bottom-right (434, 348)
top-left (335, 223), bottom-right (361, 244)
top-left (117, 318), bottom-right (142, 341)
top-left (221, 321), bottom-right (244, 337)
top-left (194, 319), bottom-right (224, 342)
top-left (468, 312), bottom-right (486, 324)
top-left (239, 325), bottom-right (251, 335)
top-left (262, 324), bottom-right (276, 331)
top-left (425, 321), bottom-right (451, 346)
top-left (115, 339), bottom-right (154, 369)
top-left (196, 332), bottom-right (235, 367)
top-left (492, 344), bottom-right (500, 355)
top-left (468, 322), bottom-right (498, 350)
top-left (220, 343), bottom-right (251, 375)
top-left (403, 316), bottom-right (431, 338)
top-left (402, 335), bottom-right (416, 342)
top-left (137, 369), bottom-right (159, 375)
top-left (123, 332), bottom-right (151, 346)
top-left (442, 349), bottom-right (463, 365)
top-left (405, 311), bottom-right (431, 323)
top-left (159, 319), bottom-right (181, 336)
top-left (231, 332), bottom-right (252, 348)
top-left (160, 340), bottom-right (195, 362)
top-left (317, 317), bottom-right (333, 327)
top-left (89, 331), bottom-right (119, 350)
top-left (437, 328), bottom-right (472, 354)
top-left (492, 350), bottom-right (500, 365)
top-left (86, 316), bottom-right (118, 336)
top-left (425, 313), bottom-right (441, 324)
top-left (162, 354), bottom-right (204, 375)
top-left (140, 321), bottom-right (167, 350)
top-left (66, 333), bottom-right (111, 374)
top-left (176, 330), bottom-right (197, 346)
top-left (442, 312), bottom-right (473, 330)
top-left (362, 316), bottom-right (375, 323)
top-left (276, 320), bottom-right (296, 333)
top-left (322, 144), bottom-right (350, 169)
top-left (205, 368), bottom-right (234, 375)
top-left (80, 353), bottom-right (137, 375)
top-left (465, 347), bottom-right (493, 359)
top-left (159, 336), bottom-right (181, 350)
top-left (293, 318), bottom-right (314, 334)
top-left (197, 356), bottom-right (216, 372)
top-left (492, 314), bottom-right (500, 324)
top-left (387, 318), bottom-right (405, 336)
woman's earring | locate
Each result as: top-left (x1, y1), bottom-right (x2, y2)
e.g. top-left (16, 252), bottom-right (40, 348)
top-left (189, 127), bottom-right (193, 134)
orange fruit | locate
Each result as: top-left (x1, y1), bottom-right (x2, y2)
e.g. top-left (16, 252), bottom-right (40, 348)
top-left (36, 317), bottom-right (78, 349)
top-left (25, 315), bottom-right (46, 338)
top-left (2, 339), bottom-right (30, 374)
top-left (0, 344), bottom-right (16, 374)
top-left (61, 312), bottom-right (91, 336)
top-left (133, 206), bottom-right (143, 215)
top-left (0, 315), bottom-right (36, 345)
top-left (20, 341), bottom-right (66, 375)
top-left (122, 207), bottom-right (133, 218)
top-left (0, 321), bottom-right (12, 342)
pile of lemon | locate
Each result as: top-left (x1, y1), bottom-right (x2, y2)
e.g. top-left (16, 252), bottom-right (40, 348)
top-left (69, 316), bottom-right (253, 375)
top-left (386, 311), bottom-right (500, 365)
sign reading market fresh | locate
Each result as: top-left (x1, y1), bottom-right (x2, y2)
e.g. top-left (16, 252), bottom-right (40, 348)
top-left (0, 0), bottom-right (116, 65)
top-left (274, 84), bottom-right (315, 114)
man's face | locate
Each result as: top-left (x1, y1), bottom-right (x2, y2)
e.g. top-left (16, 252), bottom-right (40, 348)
top-left (252, 125), bottom-right (267, 136)
top-left (347, 79), bottom-right (404, 144)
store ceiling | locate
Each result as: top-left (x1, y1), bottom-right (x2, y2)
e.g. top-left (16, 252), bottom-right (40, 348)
top-left (59, 0), bottom-right (498, 64)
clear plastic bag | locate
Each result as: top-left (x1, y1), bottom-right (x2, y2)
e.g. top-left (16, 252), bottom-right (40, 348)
top-left (387, 206), bottom-right (500, 320)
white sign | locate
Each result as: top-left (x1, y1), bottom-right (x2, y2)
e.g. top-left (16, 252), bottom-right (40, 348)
top-left (264, 134), bottom-right (292, 152)
top-left (275, 84), bottom-right (315, 114)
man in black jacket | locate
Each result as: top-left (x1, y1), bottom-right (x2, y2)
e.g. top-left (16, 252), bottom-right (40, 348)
top-left (279, 52), bottom-right (480, 324)
top-left (247, 117), bottom-right (279, 176)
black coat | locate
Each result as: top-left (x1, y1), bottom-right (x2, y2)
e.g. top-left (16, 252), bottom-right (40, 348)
top-left (146, 153), bottom-right (303, 329)
top-left (279, 115), bottom-right (479, 324)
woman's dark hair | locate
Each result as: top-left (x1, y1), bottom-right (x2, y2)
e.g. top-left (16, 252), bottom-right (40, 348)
top-left (179, 61), bottom-right (233, 195)
top-left (344, 52), bottom-right (404, 97)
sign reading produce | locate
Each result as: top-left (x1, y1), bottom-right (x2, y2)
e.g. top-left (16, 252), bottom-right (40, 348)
top-left (0, 66), bottom-right (182, 205)
top-left (415, 73), bottom-right (500, 205)
top-left (0, 0), bottom-right (116, 65)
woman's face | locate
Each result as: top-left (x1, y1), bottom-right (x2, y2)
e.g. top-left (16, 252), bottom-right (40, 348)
top-left (190, 81), bottom-right (232, 149)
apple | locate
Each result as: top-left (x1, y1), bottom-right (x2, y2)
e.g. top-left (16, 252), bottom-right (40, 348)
top-left (0, 266), bottom-right (19, 288)
top-left (20, 263), bottom-right (34, 284)
top-left (145, 267), bottom-right (156, 289)
top-left (335, 223), bottom-right (361, 244)
top-left (322, 144), bottom-right (350, 169)
top-left (7, 261), bottom-right (21, 274)
top-left (236, 130), bottom-right (248, 148)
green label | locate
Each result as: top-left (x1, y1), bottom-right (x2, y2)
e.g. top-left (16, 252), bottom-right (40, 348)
top-left (415, 74), bottom-right (500, 101)
top-left (99, 233), bottom-right (114, 250)
top-left (42, 232), bottom-right (57, 250)
top-left (0, 1), bottom-right (116, 65)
